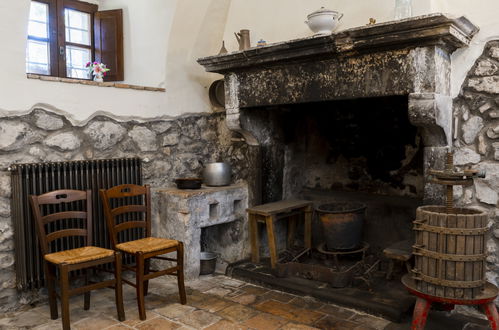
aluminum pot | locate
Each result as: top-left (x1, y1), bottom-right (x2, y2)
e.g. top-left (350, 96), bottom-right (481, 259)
top-left (203, 162), bottom-right (231, 186)
top-left (199, 251), bottom-right (218, 275)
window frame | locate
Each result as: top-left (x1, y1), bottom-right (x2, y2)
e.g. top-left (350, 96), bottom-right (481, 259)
top-left (27, 0), bottom-right (98, 79)
top-left (27, 0), bottom-right (58, 76)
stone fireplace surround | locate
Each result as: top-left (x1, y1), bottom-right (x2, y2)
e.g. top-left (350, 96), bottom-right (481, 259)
top-left (198, 14), bottom-right (479, 205)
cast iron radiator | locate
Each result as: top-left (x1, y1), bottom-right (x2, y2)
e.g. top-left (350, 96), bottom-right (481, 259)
top-left (10, 158), bottom-right (142, 290)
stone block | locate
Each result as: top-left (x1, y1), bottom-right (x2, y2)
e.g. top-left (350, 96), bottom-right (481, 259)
top-left (473, 59), bottom-right (499, 76)
top-left (490, 47), bottom-right (499, 60)
top-left (468, 76), bottom-right (499, 94)
top-left (178, 309), bottom-right (222, 328)
top-left (475, 181), bottom-right (498, 205)
top-left (0, 252), bottom-right (14, 270)
top-left (478, 135), bottom-right (487, 155)
top-left (462, 116), bottom-right (483, 144)
top-left (490, 110), bottom-right (499, 118)
top-left (463, 188), bottom-right (473, 205)
top-left (241, 313), bottom-right (289, 329)
top-left (216, 304), bottom-right (258, 323)
top-left (453, 147), bottom-right (480, 165)
top-left (128, 126), bottom-right (158, 152)
top-left (0, 121), bottom-right (40, 151)
top-left (493, 142), bottom-right (499, 160)
top-left (33, 111), bottom-right (64, 130)
top-left (478, 101), bottom-right (494, 113)
top-left (154, 303), bottom-right (196, 320)
top-left (133, 317), bottom-right (182, 330)
top-left (155, 184), bottom-right (248, 279)
top-left (487, 125), bottom-right (499, 139)
top-left (253, 300), bottom-right (323, 325)
top-left (28, 146), bottom-right (45, 158)
top-left (453, 185), bottom-right (463, 200)
top-left (151, 121), bottom-right (174, 133)
top-left (0, 198), bottom-right (9, 218)
top-left (83, 121), bottom-right (126, 150)
top-left (0, 174), bottom-right (11, 198)
top-left (162, 133), bottom-right (179, 146)
top-left (44, 132), bottom-right (81, 151)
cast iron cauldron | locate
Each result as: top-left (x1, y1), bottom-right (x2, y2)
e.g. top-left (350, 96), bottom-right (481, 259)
top-left (316, 202), bottom-right (366, 250)
top-left (203, 162), bottom-right (231, 186)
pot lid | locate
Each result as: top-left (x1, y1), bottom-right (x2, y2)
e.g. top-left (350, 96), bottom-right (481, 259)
top-left (307, 7), bottom-right (338, 18)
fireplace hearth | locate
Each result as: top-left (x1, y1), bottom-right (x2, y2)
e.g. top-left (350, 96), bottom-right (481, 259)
top-left (199, 14), bottom-right (479, 320)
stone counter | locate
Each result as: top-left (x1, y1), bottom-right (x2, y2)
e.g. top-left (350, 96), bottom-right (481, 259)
top-left (154, 184), bottom-right (249, 279)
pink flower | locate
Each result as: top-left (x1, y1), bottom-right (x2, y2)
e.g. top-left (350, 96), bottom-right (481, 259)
top-left (85, 62), bottom-right (90, 67)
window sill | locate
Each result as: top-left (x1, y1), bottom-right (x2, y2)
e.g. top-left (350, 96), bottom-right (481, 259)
top-left (27, 74), bottom-right (165, 92)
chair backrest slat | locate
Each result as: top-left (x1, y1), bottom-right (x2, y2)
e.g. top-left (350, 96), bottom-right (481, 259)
top-left (37, 190), bottom-right (87, 204)
top-left (100, 184), bottom-right (151, 248)
top-left (29, 189), bottom-right (92, 256)
top-left (46, 229), bottom-right (87, 243)
top-left (42, 211), bottom-right (87, 225)
top-left (111, 205), bottom-right (146, 218)
top-left (115, 221), bottom-right (147, 233)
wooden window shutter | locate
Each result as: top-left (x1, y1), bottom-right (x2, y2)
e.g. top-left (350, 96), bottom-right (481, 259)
top-left (94, 9), bottom-right (124, 81)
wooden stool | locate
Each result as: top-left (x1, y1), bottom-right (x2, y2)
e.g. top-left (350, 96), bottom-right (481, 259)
top-left (247, 199), bottom-right (313, 269)
top-left (383, 239), bottom-right (413, 280)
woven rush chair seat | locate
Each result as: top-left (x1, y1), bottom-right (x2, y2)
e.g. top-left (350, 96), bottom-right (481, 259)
top-left (45, 246), bottom-right (115, 265)
top-left (116, 237), bottom-right (179, 254)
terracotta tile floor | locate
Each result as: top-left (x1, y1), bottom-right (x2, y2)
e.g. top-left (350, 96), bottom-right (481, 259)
top-left (0, 275), bottom-right (393, 329)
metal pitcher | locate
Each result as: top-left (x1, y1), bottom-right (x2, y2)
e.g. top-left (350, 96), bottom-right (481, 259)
top-left (234, 29), bottom-right (250, 50)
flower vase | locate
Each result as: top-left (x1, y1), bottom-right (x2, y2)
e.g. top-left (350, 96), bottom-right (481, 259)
top-left (93, 73), bottom-right (104, 83)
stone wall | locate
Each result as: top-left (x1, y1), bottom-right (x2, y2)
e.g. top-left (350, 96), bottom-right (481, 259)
top-left (453, 40), bottom-right (499, 287)
top-left (0, 107), bottom-right (258, 311)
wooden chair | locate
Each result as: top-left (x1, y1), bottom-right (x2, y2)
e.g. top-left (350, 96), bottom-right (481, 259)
top-left (29, 190), bottom-right (125, 330)
top-left (99, 184), bottom-right (186, 320)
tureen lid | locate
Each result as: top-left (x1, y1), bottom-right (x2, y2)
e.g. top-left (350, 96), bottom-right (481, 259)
top-left (307, 7), bottom-right (338, 18)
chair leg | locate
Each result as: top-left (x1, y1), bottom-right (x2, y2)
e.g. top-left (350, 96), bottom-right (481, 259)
top-left (114, 252), bottom-right (125, 322)
top-left (144, 258), bottom-right (150, 296)
top-left (84, 269), bottom-right (90, 310)
top-left (136, 252), bottom-right (146, 320)
top-left (45, 262), bottom-right (58, 320)
top-left (177, 242), bottom-right (187, 305)
top-left (60, 263), bottom-right (71, 330)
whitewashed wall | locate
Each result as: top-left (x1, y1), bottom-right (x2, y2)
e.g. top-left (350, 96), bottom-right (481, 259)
top-left (1, 0), bottom-right (499, 119)
top-left (98, 0), bottom-right (172, 88)
top-left (0, 0), bottom-right (225, 120)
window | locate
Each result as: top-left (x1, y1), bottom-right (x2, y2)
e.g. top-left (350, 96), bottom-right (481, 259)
top-left (26, 0), bottom-right (123, 81)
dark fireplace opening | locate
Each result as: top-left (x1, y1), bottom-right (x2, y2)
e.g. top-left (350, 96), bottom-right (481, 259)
top-left (231, 96), bottom-right (425, 319)
top-left (241, 95), bottom-right (424, 251)
top-left (282, 95), bottom-right (423, 195)
top-left (278, 95), bottom-right (425, 252)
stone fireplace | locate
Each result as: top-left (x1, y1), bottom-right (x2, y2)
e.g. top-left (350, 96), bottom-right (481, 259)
top-left (198, 14), bottom-right (479, 252)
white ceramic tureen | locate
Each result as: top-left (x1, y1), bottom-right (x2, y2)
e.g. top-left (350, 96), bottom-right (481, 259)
top-left (305, 7), bottom-right (343, 35)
